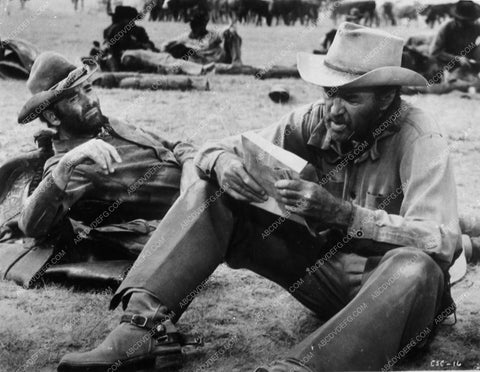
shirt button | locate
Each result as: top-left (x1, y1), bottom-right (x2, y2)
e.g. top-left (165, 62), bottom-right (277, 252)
top-left (350, 191), bottom-right (356, 199)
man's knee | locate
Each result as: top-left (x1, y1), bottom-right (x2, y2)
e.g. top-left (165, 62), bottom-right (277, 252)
top-left (382, 247), bottom-right (443, 286)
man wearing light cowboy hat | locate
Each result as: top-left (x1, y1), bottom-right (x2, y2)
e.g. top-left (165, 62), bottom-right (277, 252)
top-left (58, 23), bottom-right (462, 371)
top-left (17, 51), bottom-right (198, 258)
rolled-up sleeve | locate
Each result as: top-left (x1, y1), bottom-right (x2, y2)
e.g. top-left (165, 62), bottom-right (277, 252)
top-left (348, 133), bottom-right (461, 267)
top-left (194, 103), bottom-right (319, 179)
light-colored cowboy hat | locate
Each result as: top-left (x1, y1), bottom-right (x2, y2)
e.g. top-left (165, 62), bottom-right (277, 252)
top-left (297, 22), bottom-right (427, 88)
top-left (18, 52), bottom-right (97, 124)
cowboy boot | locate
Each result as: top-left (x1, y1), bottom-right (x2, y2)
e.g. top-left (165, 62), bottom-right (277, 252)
top-left (57, 294), bottom-right (202, 372)
top-left (254, 358), bottom-right (314, 372)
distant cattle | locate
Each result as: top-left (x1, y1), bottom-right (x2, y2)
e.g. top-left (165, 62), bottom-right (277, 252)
top-left (229, 0), bottom-right (273, 25)
top-left (381, 1), bottom-right (396, 25)
top-left (270, 0), bottom-right (300, 25)
top-left (394, 3), bottom-right (418, 25)
top-left (420, 3), bottom-right (455, 28)
top-left (331, 0), bottom-right (377, 26)
top-left (162, 0), bottom-right (211, 20)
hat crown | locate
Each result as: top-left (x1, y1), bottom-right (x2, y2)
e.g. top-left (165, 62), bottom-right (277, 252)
top-left (26, 52), bottom-right (76, 94)
top-left (325, 22), bottom-right (403, 75)
top-left (454, 0), bottom-right (480, 19)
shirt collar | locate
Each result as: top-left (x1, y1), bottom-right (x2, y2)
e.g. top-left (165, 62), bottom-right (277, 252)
top-left (307, 99), bottom-right (409, 164)
top-left (52, 125), bottom-right (111, 154)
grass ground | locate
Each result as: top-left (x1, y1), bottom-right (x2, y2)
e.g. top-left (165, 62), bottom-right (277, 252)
top-left (1, 5), bottom-right (480, 372)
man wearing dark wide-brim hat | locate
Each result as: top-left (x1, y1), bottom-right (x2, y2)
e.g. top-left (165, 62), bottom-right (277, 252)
top-left (17, 51), bottom-right (198, 255)
top-left (58, 23), bottom-right (462, 371)
top-left (430, 0), bottom-right (480, 69)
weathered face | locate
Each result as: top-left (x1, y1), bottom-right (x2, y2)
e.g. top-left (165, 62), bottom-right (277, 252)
top-left (322, 87), bottom-right (384, 144)
top-left (53, 81), bottom-right (104, 136)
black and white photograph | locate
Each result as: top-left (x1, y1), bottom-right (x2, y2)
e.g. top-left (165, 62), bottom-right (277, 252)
top-left (1, 0), bottom-right (480, 370)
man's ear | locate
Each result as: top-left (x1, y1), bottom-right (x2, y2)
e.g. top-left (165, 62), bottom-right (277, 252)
top-left (42, 109), bottom-right (61, 127)
top-left (377, 88), bottom-right (397, 112)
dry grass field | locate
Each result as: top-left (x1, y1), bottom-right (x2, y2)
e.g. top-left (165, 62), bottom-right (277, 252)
top-left (1, 3), bottom-right (480, 372)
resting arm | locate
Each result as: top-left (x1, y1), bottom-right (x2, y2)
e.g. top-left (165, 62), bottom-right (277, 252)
top-left (19, 158), bottom-right (92, 238)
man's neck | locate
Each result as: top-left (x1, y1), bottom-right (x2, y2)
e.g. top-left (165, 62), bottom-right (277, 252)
top-left (56, 127), bottom-right (102, 141)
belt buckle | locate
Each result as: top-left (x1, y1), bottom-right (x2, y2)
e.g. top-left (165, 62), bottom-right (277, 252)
top-left (130, 314), bottom-right (148, 328)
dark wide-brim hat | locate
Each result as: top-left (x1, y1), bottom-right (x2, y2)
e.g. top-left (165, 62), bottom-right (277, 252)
top-left (452, 0), bottom-right (480, 20)
top-left (18, 52), bottom-right (97, 124)
top-left (188, 8), bottom-right (210, 24)
top-left (297, 22), bottom-right (427, 88)
top-left (111, 5), bottom-right (139, 20)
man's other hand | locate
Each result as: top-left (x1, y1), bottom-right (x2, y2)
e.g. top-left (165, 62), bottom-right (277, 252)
top-left (214, 152), bottom-right (267, 203)
top-left (53, 139), bottom-right (122, 189)
top-left (275, 179), bottom-right (353, 228)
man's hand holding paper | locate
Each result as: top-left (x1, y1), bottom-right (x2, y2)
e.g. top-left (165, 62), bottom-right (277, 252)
top-left (275, 179), bottom-right (353, 228)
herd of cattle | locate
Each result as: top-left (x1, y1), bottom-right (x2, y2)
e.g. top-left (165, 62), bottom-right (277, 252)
top-left (127, 0), bottom-right (460, 27)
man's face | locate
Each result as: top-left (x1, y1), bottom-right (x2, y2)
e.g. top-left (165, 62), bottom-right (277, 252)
top-left (53, 81), bottom-right (104, 136)
top-left (458, 18), bottom-right (476, 27)
top-left (322, 87), bottom-right (384, 144)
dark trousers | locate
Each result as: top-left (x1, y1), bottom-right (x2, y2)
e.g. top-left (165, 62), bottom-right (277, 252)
top-left (113, 180), bottom-right (444, 370)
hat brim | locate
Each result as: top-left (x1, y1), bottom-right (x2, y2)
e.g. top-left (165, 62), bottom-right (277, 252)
top-left (452, 9), bottom-right (480, 20)
top-left (18, 63), bottom-right (97, 124)
top-left (297, 52), bottom-right (427, 88)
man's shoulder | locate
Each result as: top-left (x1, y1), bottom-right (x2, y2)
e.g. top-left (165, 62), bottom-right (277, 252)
top-left (297, 100), bottom-right (325, 129)
top-left (108, 117), bottom-right (138, 132)
top-left (397, 101), bottom-right (444, 143)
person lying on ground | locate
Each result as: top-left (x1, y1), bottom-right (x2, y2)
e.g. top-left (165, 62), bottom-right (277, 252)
top-left (58, 22), bottom-right (462, 372)
top-left (17, 51), bottom-right (199, 258)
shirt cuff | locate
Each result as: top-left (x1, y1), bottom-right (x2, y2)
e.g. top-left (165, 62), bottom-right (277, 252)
top-left (194, 149), bottom-right (225, 179)
top-left (347, 204), bottom-right (378, 240)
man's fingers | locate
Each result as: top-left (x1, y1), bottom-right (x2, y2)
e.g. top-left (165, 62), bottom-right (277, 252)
top-left (95, 145), bottom-right (115, 173)
top-left (97, 141), bottom-right (122, 172)
top-left (88, 151), bottom-right (108, 172)
top-left (103, 142), bottom-right (122, 164)
top-left (234, 167), bottom-right (267, 199)
top-left (276, 188), bottom-right (301, 199)
top-left (94, 141), bottom-right (122, 173)
top-left (229, 182), bottom-right (265, 203)
top-left (274, 179), bottom-right (302, 190)
top-left (224, 186), bottom-right (250, 202)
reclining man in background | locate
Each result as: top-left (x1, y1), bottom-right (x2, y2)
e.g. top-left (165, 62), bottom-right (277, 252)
top-left (18, 51), bottom-right (198, 259)
top-left (98, 5), bottom-right (214, 74)
top-left (163, 9), bottom-right (243, 66)
top-left (58, 23), bottom-right (462, 371)
top-left (430, 0), bottom-right (480, 83)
